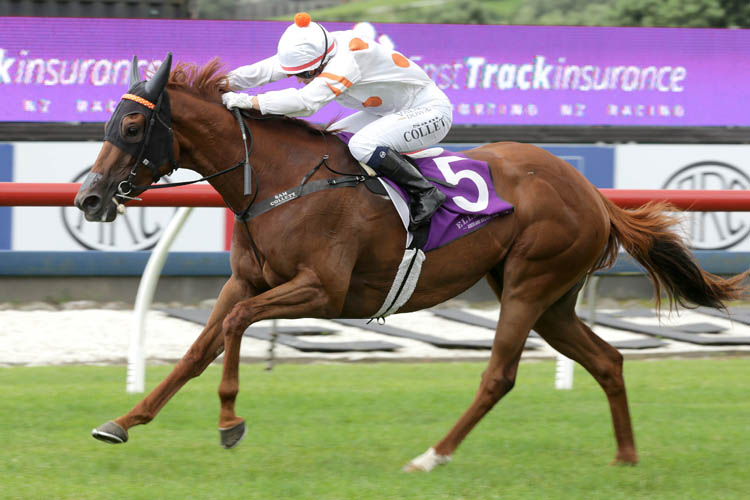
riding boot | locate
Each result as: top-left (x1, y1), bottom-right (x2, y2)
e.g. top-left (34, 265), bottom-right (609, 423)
top-left (368, 147), bottom-right (446, 231)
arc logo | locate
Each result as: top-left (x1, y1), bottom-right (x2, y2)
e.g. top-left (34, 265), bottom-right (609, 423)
top-left (61, 166), bottom-right (177, 251)
top-left (662, 161), bottom-right (750, 250)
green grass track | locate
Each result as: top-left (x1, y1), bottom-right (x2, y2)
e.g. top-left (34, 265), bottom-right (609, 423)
top-left (1, 359), bottom-right (748, 499)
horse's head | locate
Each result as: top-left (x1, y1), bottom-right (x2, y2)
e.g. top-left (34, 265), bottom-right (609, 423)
top-left (75, 53), bottom-right (177, 222)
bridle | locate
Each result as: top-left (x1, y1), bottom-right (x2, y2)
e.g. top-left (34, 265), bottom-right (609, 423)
top-left (114, 92), bottom-right (251, 203)
top-left (115, 92), bottom-right (177, 199)
top-left (109, 83), bottom-right (266, 264)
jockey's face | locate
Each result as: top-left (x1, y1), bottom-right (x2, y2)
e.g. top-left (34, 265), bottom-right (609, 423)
top-left (293, 63), bottom-right (327, 85)
top-left (296, 74), bottom-right (315, 85)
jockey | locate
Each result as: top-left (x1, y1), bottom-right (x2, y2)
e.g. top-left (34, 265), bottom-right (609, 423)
top-left (222, 12), bottom-right (452, 230)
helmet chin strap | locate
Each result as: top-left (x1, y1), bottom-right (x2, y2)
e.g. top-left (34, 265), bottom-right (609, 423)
top-left (316, 22), bottom-right (329, 71)
top-left (297, 23), bottom-right (330, 78)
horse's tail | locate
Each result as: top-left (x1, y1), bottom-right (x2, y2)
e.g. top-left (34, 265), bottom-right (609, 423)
top-left (594, 193), bottom-right (749, 311)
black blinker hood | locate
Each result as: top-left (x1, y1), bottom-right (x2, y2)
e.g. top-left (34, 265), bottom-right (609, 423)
top-left (104, 53), bottom-right (175, 184)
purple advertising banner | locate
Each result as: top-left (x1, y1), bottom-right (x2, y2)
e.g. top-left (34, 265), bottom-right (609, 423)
top-left (1, 17), bottom-right (749, 126)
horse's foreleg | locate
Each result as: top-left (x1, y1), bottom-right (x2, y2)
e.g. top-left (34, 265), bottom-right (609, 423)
top-left (92, 276), bottom-right (249, 444)
top-left (405, 297), bottom-right (541, 472)
top-left (217, 267), bottom-right (337, 448)
top-left (533, 291), bottom-right (638, 465)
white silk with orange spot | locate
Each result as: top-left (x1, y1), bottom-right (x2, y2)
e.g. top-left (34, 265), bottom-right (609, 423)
top-left (362, 96), bottom-right (382, 107)
top-left (391, 53), bottom-right (410, 68)
top-left (348, 37), bottom-right (369, 51)
top-left (226, 27), bottom-right (452, 162)
top-left (228, 29), bottom-right (444, 118)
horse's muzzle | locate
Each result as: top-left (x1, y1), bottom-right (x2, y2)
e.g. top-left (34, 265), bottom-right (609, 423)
top-left (74, 172), bottom-right (119, 222)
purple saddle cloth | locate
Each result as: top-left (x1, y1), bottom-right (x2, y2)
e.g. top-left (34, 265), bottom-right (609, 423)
top-left (338, 134), bottom-right (514, 252)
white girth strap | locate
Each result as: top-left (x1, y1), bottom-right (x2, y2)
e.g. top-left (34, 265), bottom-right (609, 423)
top-left (373, 247), bottom-right (425, 318)
top-left (361, 161), bottom-right (422, 317)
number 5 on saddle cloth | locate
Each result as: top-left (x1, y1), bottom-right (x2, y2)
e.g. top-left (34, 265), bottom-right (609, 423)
top-left (337, 132), bottom-right (514, 253)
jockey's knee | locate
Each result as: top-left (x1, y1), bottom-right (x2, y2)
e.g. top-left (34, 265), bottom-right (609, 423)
top-left (348, 136), bottom-right (380, 164)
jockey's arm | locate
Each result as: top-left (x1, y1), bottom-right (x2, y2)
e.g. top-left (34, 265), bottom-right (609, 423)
top-left (256, 78), bottom-right (337, 117)
top-left (226, 55), bottom-right (287, 91)
top-left (257, 63), bottom-right (361, 117)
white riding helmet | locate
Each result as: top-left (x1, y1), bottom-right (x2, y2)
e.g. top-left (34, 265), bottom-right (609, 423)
top-left (277, 12), bottom-right (337, 75)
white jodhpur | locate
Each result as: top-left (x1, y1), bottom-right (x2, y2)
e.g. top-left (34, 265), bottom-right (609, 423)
top-left (403, 447), bottom-right (452, 472)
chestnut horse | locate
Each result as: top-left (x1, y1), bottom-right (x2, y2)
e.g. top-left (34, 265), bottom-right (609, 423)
top-left (75, 55), bottom-right (746, 471)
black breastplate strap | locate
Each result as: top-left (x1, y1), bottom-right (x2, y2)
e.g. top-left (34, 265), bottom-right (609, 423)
top-left (235, 175), bottom-right (366, 222)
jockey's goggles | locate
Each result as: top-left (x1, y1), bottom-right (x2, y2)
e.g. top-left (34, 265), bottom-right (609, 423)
top-left (297, 68), bottom-right (320, 79)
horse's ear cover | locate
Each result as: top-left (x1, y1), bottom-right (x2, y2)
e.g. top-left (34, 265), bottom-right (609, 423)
top-left (129, 55), bottom-right (141, 88)
top-left (144, 52), bottom-right (172, 99)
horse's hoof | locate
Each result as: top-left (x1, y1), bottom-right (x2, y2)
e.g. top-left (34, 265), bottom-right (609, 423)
top-left (611, 449), bottom-right (639, 465)
top-left (402, 447), bottom-right (451, 472)
top-left (219, 421), bottom-right (247, 449)
top-left (91, 421), bottom-right (128, 444)
top-left (402, 462), bottom-right (426, 473)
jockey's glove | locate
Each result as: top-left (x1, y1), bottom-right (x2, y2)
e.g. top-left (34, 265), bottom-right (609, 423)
top-left (222, 92), bottom-right (255, 110)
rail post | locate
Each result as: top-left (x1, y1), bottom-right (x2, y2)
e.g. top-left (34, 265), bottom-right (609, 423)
top-left (127, 206), bottom-right (194, 393)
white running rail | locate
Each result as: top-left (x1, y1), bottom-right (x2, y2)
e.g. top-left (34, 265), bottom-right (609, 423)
top-left (126, 206), bottom-right (193, 393)
top-left (554, 275), bottom-right (600, 390)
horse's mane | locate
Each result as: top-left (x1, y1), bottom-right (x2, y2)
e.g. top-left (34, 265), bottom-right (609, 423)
top-left (166, 58), bottom-right (336, 137)
top-left (167, 58), bottom-right (228, 104)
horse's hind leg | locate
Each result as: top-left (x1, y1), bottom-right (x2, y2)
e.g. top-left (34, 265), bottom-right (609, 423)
top-left (405, 268), bottom-right (545, 471)
top-left (405, 225), bottom-right (608, 472)
top-left (91, 276), bottom-right (250, 444)
top-left (533, 285), bottom-right (638, 465)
